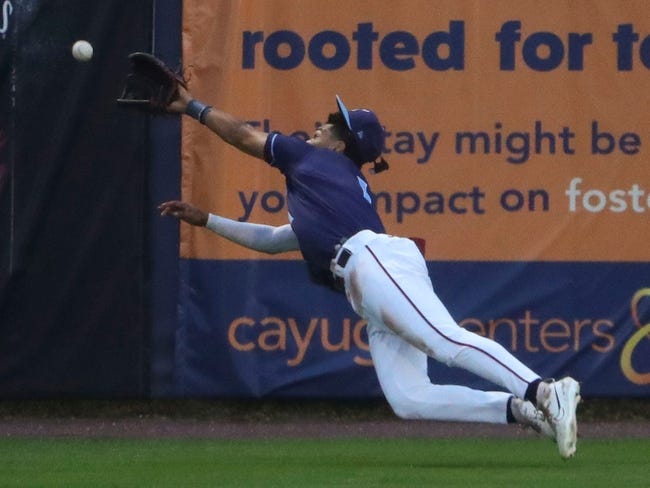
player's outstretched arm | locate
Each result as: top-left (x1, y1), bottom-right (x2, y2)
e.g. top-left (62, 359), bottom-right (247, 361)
top-left (168, 86), bottom-right (267, 160)
top-left (159, 200), bottom-right (208, 226)
top-left (159, 201), bottom-right (300, 254)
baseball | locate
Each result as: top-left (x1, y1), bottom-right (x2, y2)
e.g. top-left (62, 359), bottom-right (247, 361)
top-left (72, 40), bottom-right (93, 62)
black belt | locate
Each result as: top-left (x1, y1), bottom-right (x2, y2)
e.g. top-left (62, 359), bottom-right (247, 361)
top-left (335, 248), bottom-right (352, 268)
top-left (331, 242), bottom-right (353, 292)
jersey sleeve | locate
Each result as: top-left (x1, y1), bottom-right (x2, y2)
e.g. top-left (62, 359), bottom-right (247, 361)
top-left (264, 132), bottom-right (313, 175)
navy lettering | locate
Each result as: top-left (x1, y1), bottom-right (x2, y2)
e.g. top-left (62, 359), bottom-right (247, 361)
top-left (522, 32), bottom-right (564, 71)
top-left (243, 22), bottom-right (466, 71)
top-left (396, 192), bottom-right (420, 223)
top-left (421, 20), bottom-right (465, 70)
top-left (353, 22), bottom-right (379, 69)
top-left (242, 31), bottom-right (264, 69)
top-left (238, 191), bottom-right (258, 221)
top-left (496, 20), bottom-right (592, 71)
top-left (613, 24), bottom-right (638, 70)
top-left (380, 31), bottom-right (419, 71)
top-left (261, 191), bottom-right (285, 213)
top-left (416, 132), bottom-right (440, 164)
top-left (265, 30), bottom-right (305, 70)
top-left (309, 31), bottom-right (350, 70)
top-left (613, 24), bottom-right (650, 70)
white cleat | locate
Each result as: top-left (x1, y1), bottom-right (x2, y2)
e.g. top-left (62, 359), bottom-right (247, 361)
top-left (511, 398), bottom-right (555, 438)
top-left (537, 377), bottom-right (581, 459)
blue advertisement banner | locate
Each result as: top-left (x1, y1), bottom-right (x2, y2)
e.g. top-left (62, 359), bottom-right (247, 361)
top-left (174, 260), bottom-right (650, 397)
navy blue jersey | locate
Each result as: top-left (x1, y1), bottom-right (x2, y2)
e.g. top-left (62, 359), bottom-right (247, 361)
top-left (264, 133), bottom-right (385, 288)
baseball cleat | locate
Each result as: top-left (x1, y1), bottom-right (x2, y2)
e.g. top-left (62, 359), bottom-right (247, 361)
top-left (511, 398), bottom-right (554, 438)
top-left (537, 377), bottom-right (581, 459)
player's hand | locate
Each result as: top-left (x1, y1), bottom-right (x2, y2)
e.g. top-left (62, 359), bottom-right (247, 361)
top-left (158, 201), bottom-right (209, 226)
top-left (167, 85), bottom-right (192, 113)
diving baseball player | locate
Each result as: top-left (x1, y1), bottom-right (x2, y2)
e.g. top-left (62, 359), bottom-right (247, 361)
top-left (153, 79), bottom-right (580, 458)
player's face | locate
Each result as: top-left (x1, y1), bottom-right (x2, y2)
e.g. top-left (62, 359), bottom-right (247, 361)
top-left (307, 124), bottom-right (343, 151)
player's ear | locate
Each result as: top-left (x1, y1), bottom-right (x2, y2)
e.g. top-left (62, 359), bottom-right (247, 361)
top-left (332, 139), bottom-right (346, 154)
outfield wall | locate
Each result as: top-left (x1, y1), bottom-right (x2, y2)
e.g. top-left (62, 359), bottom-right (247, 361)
top-left (0, 1), bottom-right (648, 399)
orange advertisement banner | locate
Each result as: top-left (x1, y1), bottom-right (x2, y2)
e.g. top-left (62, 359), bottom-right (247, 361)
top-left (180, 0), bottom-right (650, 262)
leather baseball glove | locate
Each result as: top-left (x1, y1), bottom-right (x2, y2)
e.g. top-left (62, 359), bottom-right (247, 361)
top-left (116, 52), bottom-right (186, 113)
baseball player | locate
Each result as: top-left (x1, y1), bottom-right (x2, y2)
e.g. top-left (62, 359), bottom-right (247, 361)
top-left (158, 86), bottom-right (580, 458)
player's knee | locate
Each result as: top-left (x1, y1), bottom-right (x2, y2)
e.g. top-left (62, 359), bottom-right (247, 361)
top-left (383, 388), bottom-right (425, 420)
top-left (390, 403), bottom-right (421, 420)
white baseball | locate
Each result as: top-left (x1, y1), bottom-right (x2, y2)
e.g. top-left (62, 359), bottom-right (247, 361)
top-left (72, 40), bottom-right (93, 62)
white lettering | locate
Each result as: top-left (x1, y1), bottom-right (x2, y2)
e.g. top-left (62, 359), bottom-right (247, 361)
top-left (0, 1), bottom-right (13, 37)
top-left (566, 177), bottom-right (650, 213)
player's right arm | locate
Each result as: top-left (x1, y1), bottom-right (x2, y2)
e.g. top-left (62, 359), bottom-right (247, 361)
top-left (168, 85), bottom-right (267, 160)
top-left (159, 201), bottom-right (300, 254)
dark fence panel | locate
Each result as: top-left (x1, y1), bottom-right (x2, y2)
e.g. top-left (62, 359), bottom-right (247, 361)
top-left (0, 0), bottom-right (153, 397)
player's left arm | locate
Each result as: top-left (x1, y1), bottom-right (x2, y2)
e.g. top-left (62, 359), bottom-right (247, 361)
top-left (159, 201), bottom-right (300, 254)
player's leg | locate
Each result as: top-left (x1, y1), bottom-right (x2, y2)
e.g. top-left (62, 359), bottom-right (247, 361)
top-left (359, 236), bottom-right (539, 399)
top-left (341, 233), bottom-right (579, 456)
top-left (368, 324), bottom-right (512, 423)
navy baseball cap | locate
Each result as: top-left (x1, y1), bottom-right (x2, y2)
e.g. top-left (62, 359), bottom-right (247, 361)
top-left (336, 95), bottom-right (385, 164)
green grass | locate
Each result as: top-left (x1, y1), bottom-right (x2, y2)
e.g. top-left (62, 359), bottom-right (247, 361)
top-left (0, 437), bottom-right (647, 487)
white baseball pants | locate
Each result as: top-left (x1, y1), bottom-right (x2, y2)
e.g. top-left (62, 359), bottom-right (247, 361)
top-left (332, 230), bottom-right (540, 424)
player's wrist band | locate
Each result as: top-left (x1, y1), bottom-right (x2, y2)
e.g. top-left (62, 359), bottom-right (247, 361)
top-left (186, 99), bottom-right (213, 125)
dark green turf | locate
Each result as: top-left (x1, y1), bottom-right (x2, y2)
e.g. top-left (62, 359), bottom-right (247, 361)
top-left (0, 437), bottom-right (647, 487)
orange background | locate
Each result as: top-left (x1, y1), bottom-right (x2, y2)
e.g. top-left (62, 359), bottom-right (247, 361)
top-left (180, 0), bottom-right (650, 262)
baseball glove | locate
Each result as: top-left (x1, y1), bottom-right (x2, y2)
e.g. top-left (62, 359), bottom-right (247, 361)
top-left (116, 52), bottom-right (186, 113)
